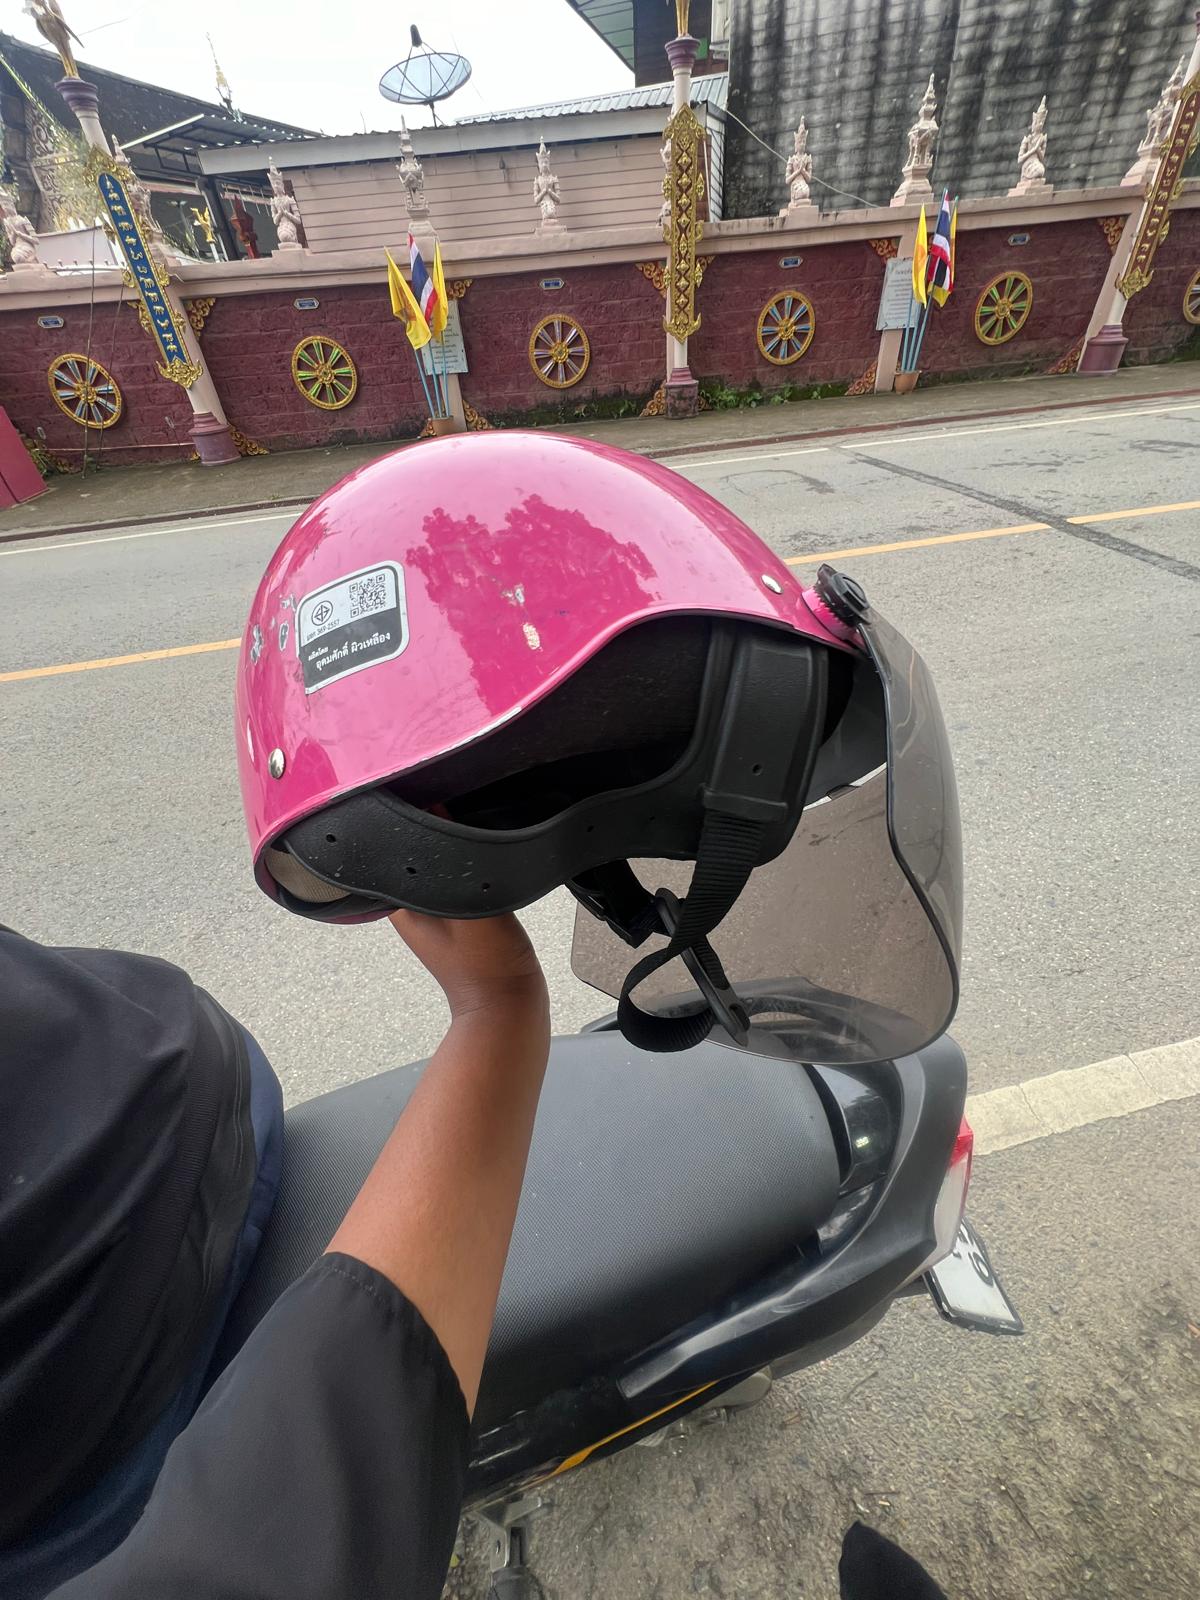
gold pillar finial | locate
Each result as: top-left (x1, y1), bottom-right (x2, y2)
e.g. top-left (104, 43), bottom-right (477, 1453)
top-left (24, 0), bottom-right (82, 77)
top-left (207, 32), bottom-right (234, 112)
top-left (673, 0), bottom-right (692, 39)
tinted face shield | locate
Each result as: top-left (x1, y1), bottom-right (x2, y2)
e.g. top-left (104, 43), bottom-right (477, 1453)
top-left (570, 573), bottom-right (963, 1066)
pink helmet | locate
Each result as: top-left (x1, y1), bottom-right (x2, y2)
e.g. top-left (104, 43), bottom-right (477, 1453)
top-left (236, 432), bottom-right (960, 1054)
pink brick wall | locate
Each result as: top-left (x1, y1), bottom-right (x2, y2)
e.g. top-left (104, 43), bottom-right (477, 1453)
top-left (0, 218), bottom-right (1194, 461)
top-left (0, 301), bottom-right (195, 466)
top-left (918, 218), bottom-right (1112, 377)
top-left (458, 264), bottom-right (665, 419)
top-left (1123, 207), bottom-right (1200, 366)
top-left (200, 286), bottom-right (430, 451)
top-left (691, 241), bottom-right (887, 390)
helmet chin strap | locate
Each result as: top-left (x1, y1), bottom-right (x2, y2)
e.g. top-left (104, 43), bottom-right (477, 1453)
top-left (573, 634), bottom-right (829, 1054)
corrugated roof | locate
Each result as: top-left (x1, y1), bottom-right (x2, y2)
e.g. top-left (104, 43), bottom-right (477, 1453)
top-left (562, 1), bottom-right (636, 71)
top-left (453, 71), bottom-right (726, 125)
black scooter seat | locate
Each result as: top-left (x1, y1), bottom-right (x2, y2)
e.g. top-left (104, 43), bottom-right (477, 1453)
top-left (219, 1031), bottom-right (841, 1429)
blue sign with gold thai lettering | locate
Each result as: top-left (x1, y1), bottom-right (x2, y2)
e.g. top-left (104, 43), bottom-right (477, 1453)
top-left (96, 171), bottom-right (194, 380)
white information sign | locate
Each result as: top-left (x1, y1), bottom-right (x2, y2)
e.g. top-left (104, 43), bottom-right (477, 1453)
top-left (420, 298), bottom-right (468, 375)
top-left (876, 256), bottom-right (916, 331)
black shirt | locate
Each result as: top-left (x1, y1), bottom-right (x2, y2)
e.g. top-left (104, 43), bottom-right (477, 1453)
top-left (53, 1254), bottom-right (470, 1600)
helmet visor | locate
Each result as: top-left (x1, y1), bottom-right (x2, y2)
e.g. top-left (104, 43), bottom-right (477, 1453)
top-left (570, 603), bottom-right (961, 1066)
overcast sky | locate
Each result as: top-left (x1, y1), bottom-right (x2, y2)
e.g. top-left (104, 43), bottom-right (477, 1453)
top-left (8, 0), bottom-right (633, 133)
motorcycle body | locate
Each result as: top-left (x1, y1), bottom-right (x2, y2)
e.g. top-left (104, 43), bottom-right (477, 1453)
top-left (220, 971), bottom-right (1020, 1591)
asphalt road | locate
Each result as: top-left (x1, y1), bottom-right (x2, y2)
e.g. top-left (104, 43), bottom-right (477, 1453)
top-left (3, 395), bottom-right (1199, 1599)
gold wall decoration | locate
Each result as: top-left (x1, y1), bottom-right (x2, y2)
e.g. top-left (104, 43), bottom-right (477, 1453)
top-left (528, 314), bottom-right (590, 387)
top-left (231, 427), bottom-right (269, 456)
top-left (48, 352), bottom-right (122, 428)
top-left (1045, 335), bottom-right (1085, 374)
top-left (1116, 72), bottom-right (1200, 298)
top-left (1097, 216), bottom-right (1126, 253)
top-left (1183, 268), bottom-right (1200, 326)
top-left (637, 255), bottom-right (712, 298)
top-left (447, 279), bottom-right (473, 300)
top-left (636, 260), bottom-right (667, 294)
top-left (867, 238), bottom-right (899, 261)
top-left (186, 297), bottom-right (217, 334)
top-left (845, 359), bottom-right (878, 396)
top-left (661, 101), bottom-right (706, 342)
top-left (463, 401), bottom-right (492, 430)
top-left (158, 357), bottom-right (204, 389)
top-left (974, 272), bottom-right (1033, 344)
top-left (641, 382), bottom-right (667, 416)
top-left (291, 335), bottom-right (358, 409)
top-left (756, 291), bottom-right (816, 364)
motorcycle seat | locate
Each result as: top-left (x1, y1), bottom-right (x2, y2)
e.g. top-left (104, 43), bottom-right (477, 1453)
top-left (217, 1030), bottom-right (841, 1431)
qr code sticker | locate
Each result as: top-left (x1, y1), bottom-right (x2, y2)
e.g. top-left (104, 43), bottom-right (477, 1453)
top-left (348, 571), bottom-right (389, 618)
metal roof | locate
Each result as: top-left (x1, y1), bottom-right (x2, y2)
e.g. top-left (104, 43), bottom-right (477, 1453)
top-left (563, 1), bottom-right (636, 71)
top-left (453, 71), bottom-right (727, 125)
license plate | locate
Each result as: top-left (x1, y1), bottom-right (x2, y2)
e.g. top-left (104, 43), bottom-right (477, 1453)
top-left (925, 1215), bottom-right (1023, 1335)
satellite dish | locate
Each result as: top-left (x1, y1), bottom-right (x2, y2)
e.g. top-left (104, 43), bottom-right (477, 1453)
top-left (379, 25), bottom-right (472, 124)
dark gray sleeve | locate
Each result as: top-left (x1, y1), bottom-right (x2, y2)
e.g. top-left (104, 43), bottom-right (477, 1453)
top-left (54, 1253), bottom-right (469, 1600)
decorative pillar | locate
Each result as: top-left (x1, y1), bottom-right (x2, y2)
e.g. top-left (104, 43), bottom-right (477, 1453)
top-left (55, 65), bottom-right (238, 463)
top-left (891, 75), bottom-right (938, 207)
top-left (780, 118), bottom-right (819, 221)
top-left (1081, 19), bottom-right (1200, 374)
top-left (661, 1), bottom-right (704, 418)
top-left (1123, 56), bottom-right (1186, 188)
top-left (1008, 96), bottom-right (1052, 197)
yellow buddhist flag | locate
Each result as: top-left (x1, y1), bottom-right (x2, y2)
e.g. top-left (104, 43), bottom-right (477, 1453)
top-left (385, 248), bottom-right (430, 349)
top-left (431, 239), bottom-right (449, 338)
top-left (911, 206), bottom-right (929, 307)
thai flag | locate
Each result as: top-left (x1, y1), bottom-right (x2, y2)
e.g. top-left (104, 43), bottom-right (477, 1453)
top-left (408, 232), bottom-right (440, 329)
top-left (928, 190), bottom-right (954, 304)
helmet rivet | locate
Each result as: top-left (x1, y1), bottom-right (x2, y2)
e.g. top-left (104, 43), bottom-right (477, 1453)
top-left (268, 748), bottom-right (286, 779)
top-left (761, 574), bottom-right (783, 594)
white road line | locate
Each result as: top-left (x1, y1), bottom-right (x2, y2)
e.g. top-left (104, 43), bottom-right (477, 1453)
top-left (838, 398), bottom-right (1200, 451)
top-left (0, 508), bottom-right (296, 557)
top-left (674, 399), bottom-right (1200, 473)
top-left (967, 1035), bottom-right (1200, 1157)
top-left (671, 445), bottom-right (833, 471)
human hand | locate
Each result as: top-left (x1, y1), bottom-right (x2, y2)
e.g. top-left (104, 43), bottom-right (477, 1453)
top-left (388, 910), bottom-right (547, 1022)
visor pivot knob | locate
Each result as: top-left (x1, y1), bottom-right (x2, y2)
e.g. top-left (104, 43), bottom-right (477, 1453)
top-left (814, 564), bottom-right (869, 628)
top-left (268, 748), bottom-right (286, 779)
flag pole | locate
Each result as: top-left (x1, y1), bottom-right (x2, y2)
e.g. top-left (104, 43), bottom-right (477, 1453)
top-left (900, 290), bottom-right (917, 372)
top-left (435, 334), bottom-right (451, 420)
top-left (412, 346), bottom-right (437, 421)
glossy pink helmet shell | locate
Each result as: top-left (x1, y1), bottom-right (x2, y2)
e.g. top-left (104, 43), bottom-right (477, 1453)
top-left (235, 432), bottom-right (850, 881)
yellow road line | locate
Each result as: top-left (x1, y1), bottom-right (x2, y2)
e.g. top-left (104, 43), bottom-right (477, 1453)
top-left (784, 522), bottom-right (1048, 564)
top-left (5, 496), bottom-right (1198, 685)
top-left (784, 496), bottom-right (1200, 566)
top-left (0, 638), bottom-right (239, 684)
top-left (1067, 498), bottom-right (1200, 524)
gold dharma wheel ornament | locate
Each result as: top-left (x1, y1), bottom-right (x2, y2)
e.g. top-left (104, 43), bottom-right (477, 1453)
top-left (291, 335), bottom-right (358, 410)
top-left (47, 352), bottom-right (122, 429)
top-left (529, 314), bottom-right (591, 388)
top-left (756, 291), bottom-right (816, 365)
top-left (1184, 268), bottom-right (1200, 327)
top-left (974, 272), bottom-right (1034, 345)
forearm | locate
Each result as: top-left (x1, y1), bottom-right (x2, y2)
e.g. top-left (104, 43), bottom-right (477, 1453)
top-left (326, 978), bottom-right (550, 1411)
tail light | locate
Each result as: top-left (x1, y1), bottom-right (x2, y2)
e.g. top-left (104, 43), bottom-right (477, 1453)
top-left (905, 1117), bottom-right (973, 1284)
top-left (930, 1117), bottom-right (974, 1264)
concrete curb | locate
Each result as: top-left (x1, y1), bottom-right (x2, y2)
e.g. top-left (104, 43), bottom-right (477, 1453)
top-left (4, 380), bottom-right (1199, 546)
top-left (0, 495), bottom-right (315, 547)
